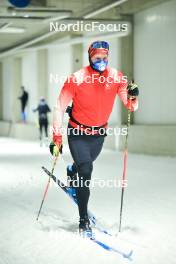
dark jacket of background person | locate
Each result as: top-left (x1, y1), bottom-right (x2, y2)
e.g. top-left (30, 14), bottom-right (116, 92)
top-left (18, 89), bottom-right (29, 111)
top-left (33, 98), bottom-right (51, 140)
top-left (33, 99), bottom-right (51, 122)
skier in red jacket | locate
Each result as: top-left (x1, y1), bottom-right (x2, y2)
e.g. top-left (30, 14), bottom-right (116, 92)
top-left (50, 41), bottom-right (139, 236)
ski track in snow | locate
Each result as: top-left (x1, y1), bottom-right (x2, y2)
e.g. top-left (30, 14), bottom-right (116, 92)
top-left (0, 137), bottom-right (176, 264)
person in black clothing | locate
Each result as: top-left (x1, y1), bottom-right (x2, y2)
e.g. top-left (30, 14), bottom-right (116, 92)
top-left (18, 86), bottom-right (29, 123)
top-left (33, 97), bottom-right (51, 143)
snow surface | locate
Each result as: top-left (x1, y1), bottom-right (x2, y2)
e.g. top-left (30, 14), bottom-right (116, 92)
top-left (0, 137), bottom-right (176, 264)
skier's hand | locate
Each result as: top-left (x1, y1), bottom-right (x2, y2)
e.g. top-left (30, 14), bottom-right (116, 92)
top-left (127, 81), bottom-right (139, 100)
top-left (49, 142), bottom-right (63, 156)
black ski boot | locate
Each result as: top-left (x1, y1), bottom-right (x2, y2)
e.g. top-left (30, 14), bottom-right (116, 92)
top-left (79, 217), bottom-right (93, 238)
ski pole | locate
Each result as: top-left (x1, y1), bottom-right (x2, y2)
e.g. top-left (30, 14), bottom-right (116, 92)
top-left (119, 95), bottom-right (132, 232)
top-left (36, 154), bottom-right (59, 221)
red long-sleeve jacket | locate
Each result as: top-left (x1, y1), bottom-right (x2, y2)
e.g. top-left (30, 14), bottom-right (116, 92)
top-left (53, 65), bottom-right (138, 144)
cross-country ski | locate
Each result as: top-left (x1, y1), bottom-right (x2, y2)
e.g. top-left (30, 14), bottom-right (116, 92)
top-left (41, 166), bottom-right (133, 259)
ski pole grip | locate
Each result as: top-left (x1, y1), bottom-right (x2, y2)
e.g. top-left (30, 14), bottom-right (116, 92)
top-left (51, 154), bottom-right (59, 174)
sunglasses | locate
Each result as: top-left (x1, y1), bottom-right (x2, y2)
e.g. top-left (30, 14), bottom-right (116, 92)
top-left (91, 41), bottom-right (109, 50)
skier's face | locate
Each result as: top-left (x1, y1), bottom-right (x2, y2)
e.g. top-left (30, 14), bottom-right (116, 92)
top-left (91, 53), bottom-right (108, 63)
top-left (90, 53), bottom-right (108, 72)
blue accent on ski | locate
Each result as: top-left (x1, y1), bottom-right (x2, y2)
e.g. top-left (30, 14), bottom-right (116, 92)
top-left (82, 229), bottom-right (94, 239)
top-left (82, 230), bottom-right (133, 260)
top-left (91, 239), bottom-right (133, 260)
top-left (42, 166), bottom-right (133, 260)
top-left (67, 186), bottom-right (77, 199)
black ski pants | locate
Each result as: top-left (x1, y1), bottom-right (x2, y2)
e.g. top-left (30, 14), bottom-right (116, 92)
top-left (68, 129), bottom-right (104, 219)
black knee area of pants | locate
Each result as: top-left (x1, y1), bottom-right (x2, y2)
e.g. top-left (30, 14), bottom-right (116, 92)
top-left (77, 162), bottom-right (93, 185)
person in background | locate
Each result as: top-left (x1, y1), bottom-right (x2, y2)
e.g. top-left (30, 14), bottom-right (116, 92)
top-left (18, 86), bottom-right (29, 123)
top-left (33, 97), bottom-right (51, 146)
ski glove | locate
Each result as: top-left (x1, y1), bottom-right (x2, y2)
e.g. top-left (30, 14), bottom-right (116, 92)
top-left (127, 82), bottom-right (139, 99)
top-left (49, 141), bottom-right (63, 156)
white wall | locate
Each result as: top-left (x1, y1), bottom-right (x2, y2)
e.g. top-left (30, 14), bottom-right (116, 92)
top-left (2, 53), bottom-right (38, 123)
top-left (134, 0), bottom-right (176, 125)
top-left (47, 46), bottom-right (72, 108)
top-left (2, 58), bottom-right (14, 121)
top-left (22, 51), bottom-right (38, 123)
